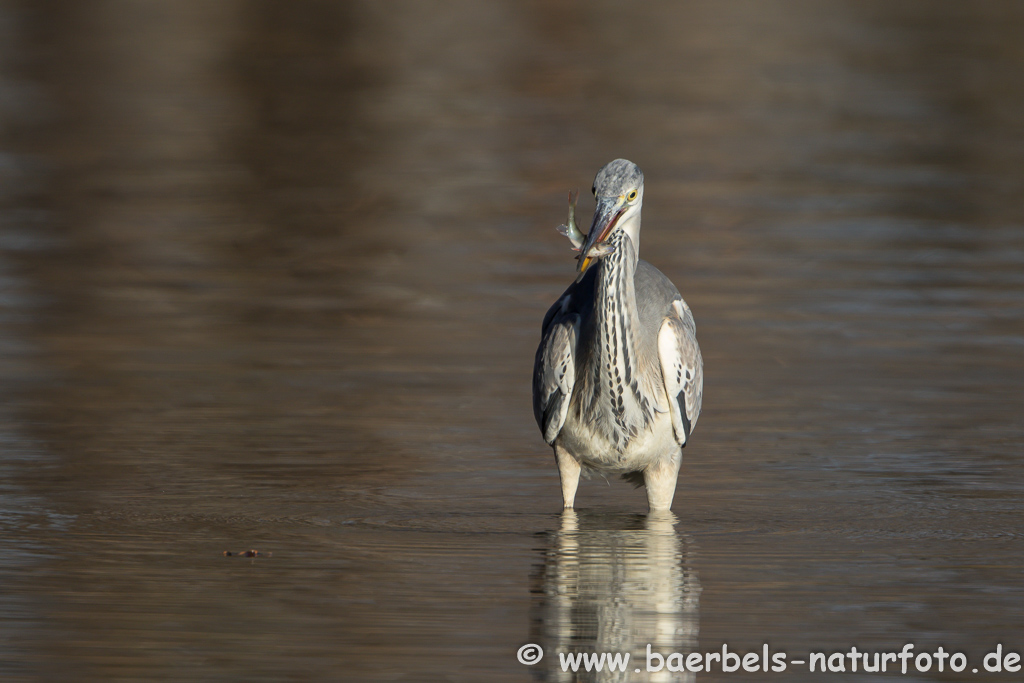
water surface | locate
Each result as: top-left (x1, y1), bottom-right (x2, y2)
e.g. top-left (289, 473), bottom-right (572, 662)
top-left (1, 1), bottom-right (1024, 681)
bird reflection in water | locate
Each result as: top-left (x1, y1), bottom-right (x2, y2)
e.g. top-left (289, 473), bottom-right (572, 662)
top-left (530, 511), bottom-right (700, 682)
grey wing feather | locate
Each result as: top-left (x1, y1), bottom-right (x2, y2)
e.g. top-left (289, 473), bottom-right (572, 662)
top-left (658, 299), bottom-right (703, 447)
top-left (533, 295), bottom-right (580, 445)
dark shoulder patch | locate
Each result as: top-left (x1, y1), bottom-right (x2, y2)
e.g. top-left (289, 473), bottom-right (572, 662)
top-left (676, 393), bottom-right (691, 446)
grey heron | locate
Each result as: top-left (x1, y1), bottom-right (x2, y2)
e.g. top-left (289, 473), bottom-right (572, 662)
top-left (533, 159), bottom-right (703, 512)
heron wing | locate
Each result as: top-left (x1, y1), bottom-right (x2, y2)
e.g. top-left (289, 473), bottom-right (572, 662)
top-left (533, 294), bottom-right (580, 445)
top-left (657, 298), bottom-right (703, 447)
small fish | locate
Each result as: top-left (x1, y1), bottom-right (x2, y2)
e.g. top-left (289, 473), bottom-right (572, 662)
top-left (556, 190), bottom-right (586, 251)
top-left (583, 241), bottom-right (617, 257)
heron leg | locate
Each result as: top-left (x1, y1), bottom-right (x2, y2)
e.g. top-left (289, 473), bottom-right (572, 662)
top-left (644, 452), bottom-right (681, 512)
top-left (554, 445), bottom-right (581, 509)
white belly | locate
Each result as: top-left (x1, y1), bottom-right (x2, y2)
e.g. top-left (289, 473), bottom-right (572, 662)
top-left (556, 409), bottom-right (679, 473)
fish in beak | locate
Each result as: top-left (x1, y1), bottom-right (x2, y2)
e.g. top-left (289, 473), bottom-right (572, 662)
top-left (556, 190), bottom-right (585, 250)
top-left (576, 195), bottom-right (626, 281)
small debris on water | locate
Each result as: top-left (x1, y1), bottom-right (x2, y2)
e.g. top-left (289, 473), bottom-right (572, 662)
top-left (223, 549), bottom-right (272, 558)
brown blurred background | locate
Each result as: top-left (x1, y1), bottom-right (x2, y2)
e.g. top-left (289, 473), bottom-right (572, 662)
top-left (1, 1), bottom-right (1023, 681)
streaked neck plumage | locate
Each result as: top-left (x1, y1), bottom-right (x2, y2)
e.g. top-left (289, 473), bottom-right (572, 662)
top-left (578, 214), bottom-right (658, 452)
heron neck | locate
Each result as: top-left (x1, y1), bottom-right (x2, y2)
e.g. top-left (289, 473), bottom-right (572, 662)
top-left (618, 210), bottom-right (641, 256)
top-left (596, 229), bottom-right (639, 292)
top-left (584, 228), bottom-right (654, 446)
top-left (594, 229), bottom-right (640, 343)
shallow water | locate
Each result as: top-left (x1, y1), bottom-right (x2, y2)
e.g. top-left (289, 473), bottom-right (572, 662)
top-left (2, 1), bottom-right (1024, 681)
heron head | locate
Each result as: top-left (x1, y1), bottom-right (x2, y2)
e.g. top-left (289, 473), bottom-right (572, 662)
top-left (577, 159), bottom-right (645, 279)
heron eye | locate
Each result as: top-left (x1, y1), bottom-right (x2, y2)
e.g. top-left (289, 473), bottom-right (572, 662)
top-left (627, 190), bottom-right (638, 201)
